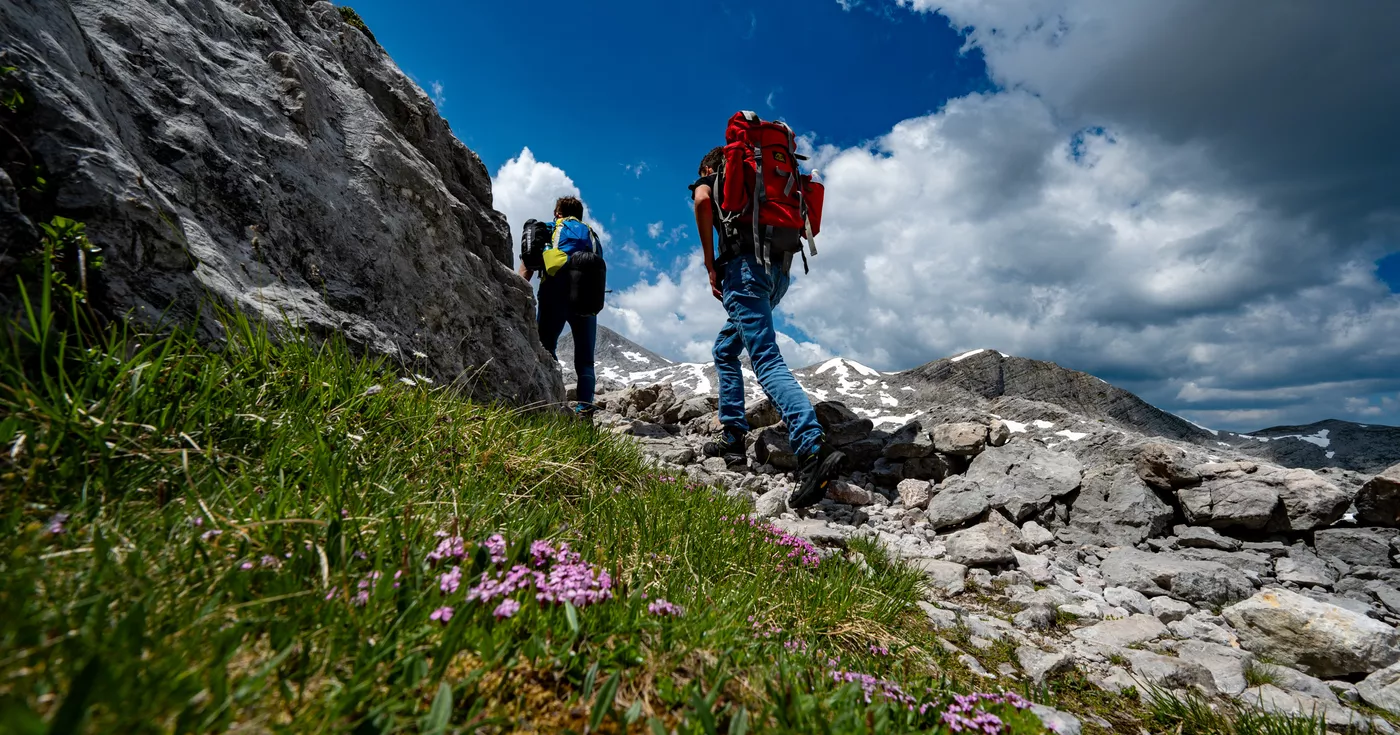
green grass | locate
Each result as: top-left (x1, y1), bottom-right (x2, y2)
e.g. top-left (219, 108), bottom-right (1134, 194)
top-left (337, 6), bottom-right (378, 45)
top-left (0, 268), bottom-right (1050, 733)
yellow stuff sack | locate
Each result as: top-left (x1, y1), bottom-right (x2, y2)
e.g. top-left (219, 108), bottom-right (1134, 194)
top-left (542, 247), bottom-right (569, 277)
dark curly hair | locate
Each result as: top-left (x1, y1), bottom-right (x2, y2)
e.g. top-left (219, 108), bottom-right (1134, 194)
top-left (554, 196), bottom-right (584, 220)
top-left (698, 146), bottom-right (725, 177)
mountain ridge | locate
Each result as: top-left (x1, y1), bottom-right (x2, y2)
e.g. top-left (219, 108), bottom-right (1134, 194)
top-left (560, 326), bottom-right (1399, 473)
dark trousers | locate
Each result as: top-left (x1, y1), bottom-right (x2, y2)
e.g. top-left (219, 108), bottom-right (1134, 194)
top-left (537, 277), bottom-right (597, 407)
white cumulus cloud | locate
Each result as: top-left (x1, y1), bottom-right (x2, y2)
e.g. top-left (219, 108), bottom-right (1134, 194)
top-left (491, 148), bottom-right (608, 264)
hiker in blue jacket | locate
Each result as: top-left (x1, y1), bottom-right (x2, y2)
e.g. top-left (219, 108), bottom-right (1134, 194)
top-left (691, 146), bottom-right (843, 507)
top-left (518, 196), bottom-right (604, 419)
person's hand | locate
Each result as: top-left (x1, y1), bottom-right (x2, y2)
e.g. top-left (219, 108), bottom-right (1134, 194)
top-left (708, 268), bottom-right (722, 301)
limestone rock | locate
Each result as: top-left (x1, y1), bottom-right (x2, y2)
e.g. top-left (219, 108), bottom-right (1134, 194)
top-left (828, 481), bottom-right (878, 507)
top-left (925, 478), bottom-right (991, 530)
top-left (1068, 465), bottom-right (1175, 546)
top-left (1273, 468), bottom-right (1352, 531)
top-left (1315, 527), bottom-right (1399, 568)
top-left (945, 513), bottom-right (1021, 567)
top-left (1175, 525), bottom-right (1243, 551)
top-left (967, 441), bottom-right (1083, 522)
top-left (1019, 521), bottom-right (1055, 549)
top-left (1070, 614), bottom-right (1169, 648)
top-left (896, 479), bottom-right (933, 509)
top-left (1177, 477), bottom-right (1279, 531)
top-left (2, 0), bottom-right (565, 402)
top-left (753, 488), bottom-right (787, 519)
top-left (906, 558), bottom-right (968, 596)
top-left (1359, 662), bottom-right (1400, 716)
top-left (1124, 649), bottom-right (1216, 694)
top-left (884, 422), bottom-right (934, 459)
top-left (1017, 645), bottom-right (1073, 684)
top-left (1222, 587), bottom-right (1400, 677)
top-left (1100, 548), bottom-right (1255, 605)
top-left (1150, 596), bottom-right (1195, 623)
top-left (987, 419), bottom-right (1012, 447)
top-left (750, 427), bottom-right (797, 471)
top-left (1136, 442), bottom-right (1202, 491)
top-left (1274, 546), bottom-right (1337, 588)
top-left (1357, 463), bottom-right (1400, 527)
top-left (744, 398), bottom-right (782, 429)
top-left (932, 422), bottom-right (988, 457)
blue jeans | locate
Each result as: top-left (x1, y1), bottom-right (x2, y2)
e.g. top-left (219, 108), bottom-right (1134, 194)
top-left (537, 277), bottom-right (597, 407)
top-left (713, 255), bottom-right (824, 458)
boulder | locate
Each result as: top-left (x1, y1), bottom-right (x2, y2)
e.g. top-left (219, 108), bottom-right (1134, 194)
top-left (1359, 662), bottom-right (1400, 716)
top-left (1124, 650), bottom-right (1216, 694)
top-left (1019, 521), bottom-right (1055, 549)
top-left (1236, 685), bottom-right (1373, 731)
top-left (1177, 477), bottom-right (1279, 531)
top-left (932, 422), bottom-right (988, 457)
top-left (1104, 586), bottom-right (1153, 615)
top-left (1175, 525), bottom-right (1243, 552)
top-left (987, 419), bottom-right (1012, 448)
top-left (1315, 527), bottom-right (1398, 568)
top-left (745, 398), bottom-right (782, 429)
top-left (1173, 640), bottom-right (1252, 696)
top-left (1069, 614), bottom-right (1169, 648)
top-left (1068, 465), bottom-right (1175, 546)
top-left (828, 481), bottom-right (879, 507)
top-left (906, 558), bottom-right (968, 596)
top-left (1017, 645), bottom-right (1074, 684)
top-left (1274, 546), bottom-right (1337, 588)
top-left (814, 401), bottom-right (861, 428)
top-left (903, 454), bottom-right (958, 483)
top-left (1150, 596), bottom-right (1195, 623)
top-left (677, 396), bottom-right (717, 423)
top-left (1100, 548), bottom-right (1254, 605)
top-left (752, 488), bottom-right (787, 519)
top-left (896, 479), bottom-right (933, 509)
top-left (1135, 442), bottom-right (1202, 491)
top-left (750, 427), bottom-right (797, 471)
top-left (925, 478), bottom-right (991, 530)
top-left (840, 438), bottom-right (887, 471)
top-left (945, 513), bottom-right (1021, 567)
top-left (967, 442), bottom-right (1083, 522)
top-left (1272, 468), bottom-right (1351, 531)
top-left (1357, 462), bottom-right (1400, 527)
top-left (1222, 587), bottom-right (1400, 678)
top-left (884, 422), bottom-right (934, 459)
top-left (828, 418), bottom-right (875, 447)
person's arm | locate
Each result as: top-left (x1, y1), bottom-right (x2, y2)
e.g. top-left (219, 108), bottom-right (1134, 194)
top-left (693, 184), bottom-right (722, 300)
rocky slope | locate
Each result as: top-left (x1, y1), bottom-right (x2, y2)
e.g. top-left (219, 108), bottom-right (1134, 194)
top-left (594, 381), bottom-right (1400, 732)
top-left (0, 0), bottom-right (560, 403)
top-left (559, 328), bottom-right (1399, 473)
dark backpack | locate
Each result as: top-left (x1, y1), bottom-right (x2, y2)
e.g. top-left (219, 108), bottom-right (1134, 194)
top-left (547, 217), bottom-right (606, 317)
top-left (716, 111), bottom-right (825, 270)
top-left (519, 218), bottom-right (551, 273)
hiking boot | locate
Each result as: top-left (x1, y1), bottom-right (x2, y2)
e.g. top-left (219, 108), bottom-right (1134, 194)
top-left (702, 431), bottom-right (746, 463)
top-left (789, 444), bottom-right (845, 509)
top-left (572, 404), bottom-right (596, 425)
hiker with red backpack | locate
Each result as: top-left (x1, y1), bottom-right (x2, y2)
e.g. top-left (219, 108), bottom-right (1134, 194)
top-left (518, 196), bottom-right (607, 420)
top-left (690, 111), bottom-right (843, 508)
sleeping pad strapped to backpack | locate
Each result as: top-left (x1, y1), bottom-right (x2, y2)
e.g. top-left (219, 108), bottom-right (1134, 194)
top-left (717, 111), bottom-right (825, 271)
top-left (549, 217), bottom-right (606, 317)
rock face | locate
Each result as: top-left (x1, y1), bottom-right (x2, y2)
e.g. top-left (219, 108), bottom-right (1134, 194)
top-left (1068, 466), bottom-right (1174, 546)
top-left (1222, 588), bottom-right (1400, 678)
top-left (1358, 463), bottom-right (1400, 527)
top-left (0, 0), bottom-right (560, 404)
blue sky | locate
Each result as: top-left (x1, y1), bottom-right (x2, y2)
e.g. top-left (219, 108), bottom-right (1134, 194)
top-left (346, 1), bottom-right (1400, 431)
top-left (347, 0), bottom-right (990, 312)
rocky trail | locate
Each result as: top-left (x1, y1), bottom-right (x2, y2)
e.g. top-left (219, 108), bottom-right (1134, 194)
top-left (592, 380), bottom-right (1400, 733)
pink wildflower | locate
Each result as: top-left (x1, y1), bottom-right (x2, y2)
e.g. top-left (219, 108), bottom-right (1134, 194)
top-left (493, 598), bottom-right (521, 619)
top-left (647, 599), bottom-right (684, 617)
top-left (430, 606), bottom-right (454, 624)
top-left (439, 566), bottom-right (462, 594)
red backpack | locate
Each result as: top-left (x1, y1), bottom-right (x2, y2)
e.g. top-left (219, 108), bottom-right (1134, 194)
top-left (716, 111), bottom-right (825, 270)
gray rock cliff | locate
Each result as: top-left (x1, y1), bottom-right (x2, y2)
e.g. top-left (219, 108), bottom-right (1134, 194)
top-left (1, 0), bottom-right (561, 403)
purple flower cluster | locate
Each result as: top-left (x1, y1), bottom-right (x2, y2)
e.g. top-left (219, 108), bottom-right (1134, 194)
top-left (721, 516), bottom-right (823, 569)
top-left (869, 643), bottom-right (891, 657)
top-left (430, 605), bottom-right (454, 624)
top-left (432, 535), bottom-right (613, 621)
top-left (353, 570), bottom-right (383, 606)
top-left (647, 598), bottom-right (683, 617)
top-left (939, 692), bottom-right (1031, 734)
top-left (426, 533), bottom-right (467, 563)
top-left (45, 512), bottom-right (69, 535)
top-left (830, 670), bottom-right (919, 707)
